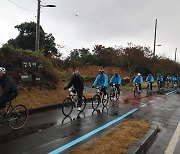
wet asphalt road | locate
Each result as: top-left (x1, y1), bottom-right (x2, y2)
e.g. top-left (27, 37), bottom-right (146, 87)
top-left (0, 88), bottom-right (179, 154)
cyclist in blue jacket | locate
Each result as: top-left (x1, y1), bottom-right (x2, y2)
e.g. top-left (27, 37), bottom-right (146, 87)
top-left (92, 69), bottom-right (108, 96)
top-left (177, 76), bottom-right (180, 83)
top-left (157, 74), bottom-right (163, 88)
top-left (133, 73), bottom-right (143, 91)
top-left (171, 75), bottom-right (177, 84)
top-left (109, 72), bottom-right (122, 95)
top-left (146, 74), bottom-right (154, 90)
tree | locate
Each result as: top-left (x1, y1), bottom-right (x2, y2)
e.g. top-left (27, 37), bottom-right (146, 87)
top-left (43, 33), bottom-right (57, 56)
top-left (92, 45), bottom-right (118, 67)
top-left (6, 22), bottom-right (58, 56)
top-left (119, 44), bottom-right (148, 83)
top-left (78, 48), bottom-right (93, 65)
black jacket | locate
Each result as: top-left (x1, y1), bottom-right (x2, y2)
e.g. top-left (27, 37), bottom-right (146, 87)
top-left (0, 75), bottom-right (18, 102)
top-left (66, 73), bottom-right (84, 90)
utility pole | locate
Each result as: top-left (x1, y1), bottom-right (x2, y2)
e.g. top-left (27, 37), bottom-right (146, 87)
top-left (35, 1), bottom-right (56, 52)
top-left (153, 19), bottom-right (157, 57)
top-left (35, 0), bottom-right (41, 52)
top-left (175, 48), bottom-right (177, 62)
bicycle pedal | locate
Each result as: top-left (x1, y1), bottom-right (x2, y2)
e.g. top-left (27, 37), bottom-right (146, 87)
top-left (77, 115), bottom-right (81, 119)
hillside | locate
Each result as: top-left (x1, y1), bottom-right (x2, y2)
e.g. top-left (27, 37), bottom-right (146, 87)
top-left (0, 46), bottom-right (129, 109)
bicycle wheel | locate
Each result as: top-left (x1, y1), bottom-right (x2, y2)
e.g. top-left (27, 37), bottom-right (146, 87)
top-left (115, 89), bottom-right (120, 100)
top-left (92, 94), bottom-right (100, 110)
top-left (102, 94), bottom-right (109, 107)
top-left (62, 97), bottom-right (73, 116)
top-left (8, 104), bottom-right (28, 129)
top-left (81, 96), bottom-right (87, 111)
top-left (110, 89), bottom-right (115, 100)
top-left (134, 88), bottom-right (138, 97)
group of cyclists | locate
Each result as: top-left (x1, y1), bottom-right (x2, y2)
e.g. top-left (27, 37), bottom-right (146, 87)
top-left (64, 68), bottom-right (180, 113)
top-left (0, 65), bottom-right (180, 115)
top-left (64, 69), bottom-right (123, 112)
top-left (133, 73), bottom-right (180, 92)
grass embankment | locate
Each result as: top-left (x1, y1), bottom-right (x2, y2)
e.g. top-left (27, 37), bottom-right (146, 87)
top-left (13, 82), bottom-right (95, 109)
top-left (70, 119), bottom-right (151, 154)
top-left (12, 82), bottom-right (158, 109)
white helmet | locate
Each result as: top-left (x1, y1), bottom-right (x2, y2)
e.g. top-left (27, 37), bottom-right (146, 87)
top-left (137, 73), bottom-right (141, 76)
top-left (0, 67), bottom-right (6, 74)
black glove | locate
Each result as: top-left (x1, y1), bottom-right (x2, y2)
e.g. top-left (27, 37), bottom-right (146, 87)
top-left (92, 85), bottom-right (95, 88)
top-left (64, 87), bottom-right (68, 90)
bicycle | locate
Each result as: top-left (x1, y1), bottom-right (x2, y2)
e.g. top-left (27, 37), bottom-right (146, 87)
top-left (92, 87), bottom-right (109, 110)
top-left (110, 83), bottom-right (120, 100)
top-left (133, 83), bottom-right (141, 97)
top-left (146, 81), bottom-right (152, 96)
top-left (62, 88), bottom-right (87, 116)
top-left (0, 101), bottom-right (28, 129)
top-left (157, 80), bottom-right (162, 94)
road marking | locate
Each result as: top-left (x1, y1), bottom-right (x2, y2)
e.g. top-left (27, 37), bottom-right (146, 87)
top-left (165, 88), bottom-right (179, 96)
top-left (149, 100), bottom-right (155, 103)
top-left (164, 121), bottom-right (180, 154)
top-left (48, 104), bottom-right (147, 154)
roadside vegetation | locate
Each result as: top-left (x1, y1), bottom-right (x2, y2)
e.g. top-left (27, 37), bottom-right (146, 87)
top-left (70, 119), bottom-right (151, 154)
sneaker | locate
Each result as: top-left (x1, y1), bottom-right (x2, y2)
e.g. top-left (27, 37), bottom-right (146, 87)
top-left (77, 107), bottom-right (82, 111)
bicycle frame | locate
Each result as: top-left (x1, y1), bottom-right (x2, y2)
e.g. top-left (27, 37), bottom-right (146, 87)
top-left (68, 89), bottom-right (77, 106)
top-left (135, 83), bottom-right (140, 91)
top-left (92, 86), bottom-right (108, 110)
top-left (62, 88), bottom-right (87, 116)
top-left (134, 83), bottom-right (140, 97)
top-left (110, 84), bottom-right (119, 100)
top-left (95, 87), bottom-right (104, 102)
top-left (147, 82), bottom-right (151, 90)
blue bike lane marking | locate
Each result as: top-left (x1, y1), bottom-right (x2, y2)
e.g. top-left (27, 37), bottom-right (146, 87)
top-left (165, 88), bottom-right (179, 96)
top-left (48, 103), bottom-right (147, 154)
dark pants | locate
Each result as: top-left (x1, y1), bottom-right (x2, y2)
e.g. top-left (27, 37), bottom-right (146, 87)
top-left (72, 89), bottom-right (83, 107)
top-left (147, 82), bottom-right (153, 90)
top-left (157, 81), bottom-right (163, 88)
top-left (100, 87), bottom-right (107, 95)
top-left (139, 84), bottom-right (142, 91)
top-left (0, 91), bottom-right (18, 109)
top-left (115, 84), bottom-right (120, 94)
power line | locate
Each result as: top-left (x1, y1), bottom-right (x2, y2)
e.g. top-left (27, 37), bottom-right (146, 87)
top-left (55, 6), bottom-right (132, 36)
top-left (8, 0), bottom-right (34, 12)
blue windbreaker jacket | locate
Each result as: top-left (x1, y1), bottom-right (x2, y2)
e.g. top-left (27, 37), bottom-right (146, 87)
top-left (93, 73), bottom-right (108, 88)
top-left (110, 75), bottom-right (122, 86)
top-left (133, 76), bottom-right (143, 84)
top-left (157, 76), bottom-right (163, 81)
top-left (146, 75), bottom-right (154, 82)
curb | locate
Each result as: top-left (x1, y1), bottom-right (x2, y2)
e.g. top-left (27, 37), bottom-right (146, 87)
top-left (127, 124), bottom-right (159, 154)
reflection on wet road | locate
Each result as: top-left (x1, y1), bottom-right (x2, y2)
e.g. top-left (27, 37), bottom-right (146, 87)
top-left (0, 88), bottom-right (179, 154)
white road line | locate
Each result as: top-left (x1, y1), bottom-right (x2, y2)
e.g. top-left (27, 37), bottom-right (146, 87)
top-left (149, 100), bottom-right (155, 103)
top-left (164, 121), bottom-right (180, 154)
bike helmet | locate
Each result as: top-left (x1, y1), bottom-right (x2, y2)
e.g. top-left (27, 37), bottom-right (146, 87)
top-left (99, 69), bottom-right (104, 73)
top-left (137, 73), bottom-right (141, 76)
top-left (0, 67), bottom-right (6, 74)
top-left (114, 72), bottom-right (118, 76)
top-left (73, 70), bottom-right (79, 74)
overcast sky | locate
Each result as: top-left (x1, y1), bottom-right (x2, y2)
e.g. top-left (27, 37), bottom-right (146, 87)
top-left (0, 0), bottom-right (180, 62)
